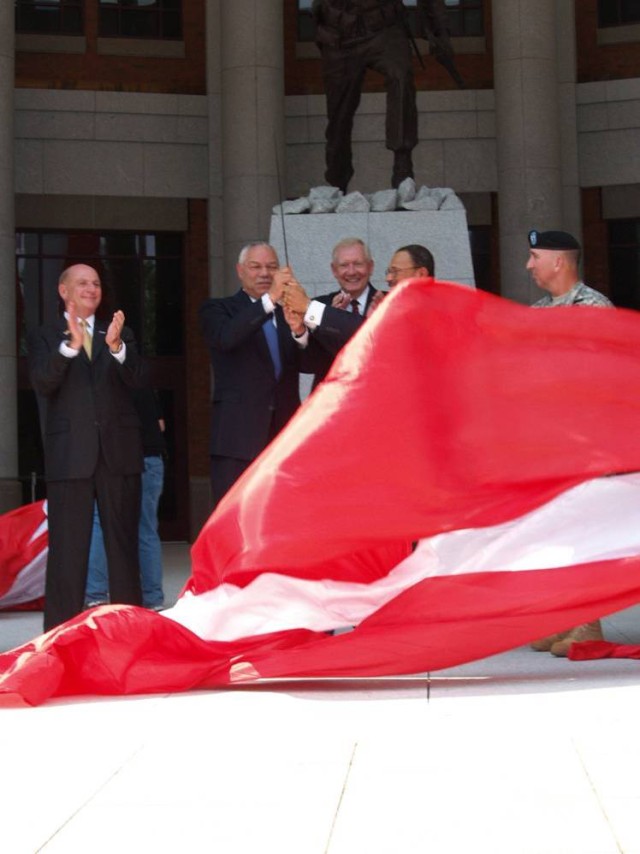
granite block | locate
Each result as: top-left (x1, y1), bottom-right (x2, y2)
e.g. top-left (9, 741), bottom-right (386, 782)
top-left (269, 209), bottom-right (475, 293)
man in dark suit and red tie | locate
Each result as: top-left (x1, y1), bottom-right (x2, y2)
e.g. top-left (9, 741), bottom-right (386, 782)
top-left (281, 237), bottom-right (382, 388)
top-left (28, 264), bottom-right (146, 631)
top-left (199, 242), bottom-right (303, 508)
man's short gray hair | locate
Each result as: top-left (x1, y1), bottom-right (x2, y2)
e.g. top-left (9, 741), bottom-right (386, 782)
top-left (238, 242), bottom-right (278, 265)
top-left (331, 237), bottom-right (372, 264)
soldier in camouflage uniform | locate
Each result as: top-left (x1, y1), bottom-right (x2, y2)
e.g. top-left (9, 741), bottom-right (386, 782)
top-left (528, 229), bottom-right (613, 308)
top-left (532, 282), bottom-right (613, 308)
top-left (527, 228), bottom-right (612, 656)
top-left (311, 0), bottom-right (452, 191)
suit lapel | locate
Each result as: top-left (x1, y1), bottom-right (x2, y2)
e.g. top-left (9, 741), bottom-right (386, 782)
top-left (274, 304), bottom-right (291, 363)
top-left (241, 290), bottom-right (276, 367)
top-left (92, 320), bottom-right (108, 361)
top-left (364, 282), bottom-right (377, 311)
top-left (55, 317), bottom-right (70, 347)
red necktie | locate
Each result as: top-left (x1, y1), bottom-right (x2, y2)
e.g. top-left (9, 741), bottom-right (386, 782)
top-left (350, 300), bottom-right (360, 315)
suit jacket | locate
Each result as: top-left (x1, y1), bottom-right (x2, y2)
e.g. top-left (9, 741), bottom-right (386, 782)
top-left (28, 318), bottom-right (145, 481)
top-left (304, 283), bottom-right (378, 388)
top-left (199, 289), bottom-right (301, 461)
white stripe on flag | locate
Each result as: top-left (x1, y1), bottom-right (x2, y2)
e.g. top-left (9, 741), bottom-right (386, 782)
top-left (163, 472), bottom-right (640, 641)
top-left (0, 548), bottom-right (48, 609)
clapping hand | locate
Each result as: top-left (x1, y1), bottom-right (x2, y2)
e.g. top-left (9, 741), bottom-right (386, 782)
top-left (65, 300), bottom-right (84, 350)
top-left (106, 310), bottom-right (125, 353)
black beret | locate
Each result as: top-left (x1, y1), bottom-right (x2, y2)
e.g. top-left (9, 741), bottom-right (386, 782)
top-left (528, 229), bottom-right (580, 251)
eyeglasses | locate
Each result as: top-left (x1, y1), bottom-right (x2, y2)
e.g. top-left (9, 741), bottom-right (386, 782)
top-left (385, 265), bottom-right (419, 278)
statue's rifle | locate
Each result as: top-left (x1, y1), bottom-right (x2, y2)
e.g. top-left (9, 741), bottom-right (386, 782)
top-left (394, 0), bottom-right (426, 71)
top-left (433, 45), bottom-right (467, 90)
top-left (398, 2), bottom-right (466, 89)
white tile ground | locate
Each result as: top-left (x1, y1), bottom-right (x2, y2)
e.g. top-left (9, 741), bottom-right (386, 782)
top-left (2, 544), bottom-right (640, 853)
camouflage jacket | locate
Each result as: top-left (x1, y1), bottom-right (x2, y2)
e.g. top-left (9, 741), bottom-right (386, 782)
top-left (532, 282), bottom-right (613, 308)
top-left (311, 0), bottom-right (450, 49)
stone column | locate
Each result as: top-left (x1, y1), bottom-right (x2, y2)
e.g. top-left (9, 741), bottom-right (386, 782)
top-left (492, 0), bottom-right (565, 304)
top-left (0, 5), bottom-right (19, 512)
top-left (219, 0), bottom-right (285, 291)
top-left (555, 0), bottom-right (581, 242)
top-left (206, 0), bottom-right (224, 296)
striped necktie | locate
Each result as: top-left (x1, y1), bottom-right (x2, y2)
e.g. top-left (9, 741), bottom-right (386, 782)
top-left (350, 299), bottom-right (360, 315)
top-left (79, 319), bottom-right (92, 358)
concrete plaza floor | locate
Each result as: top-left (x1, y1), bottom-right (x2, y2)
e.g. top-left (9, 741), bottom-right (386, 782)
top-left (2, 543), bottom-right (640, 853)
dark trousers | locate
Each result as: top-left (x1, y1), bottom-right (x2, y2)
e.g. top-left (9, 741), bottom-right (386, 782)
top-left (209, 407), bottom-right (284, 509)
top-left (210, 456), bottom-right (252, 509)
top-left (321, 23), bottom-right (417, 189)
top-left (45, 459), bottom-right (142, 631)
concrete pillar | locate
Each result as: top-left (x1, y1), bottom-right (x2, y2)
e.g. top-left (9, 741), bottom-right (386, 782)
top-left (492, 0), bottom-right (564, 304)
top-left (0, 5), bottom-right (19, 512)
top-left (555, 0), bottom-right (581, 242)
top-left (206, 0), bottom-right (224, 297)
top-left (220, 0), bottom-right (285, 291)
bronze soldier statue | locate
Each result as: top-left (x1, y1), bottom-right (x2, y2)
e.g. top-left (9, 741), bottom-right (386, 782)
top-left (312, 0), bottom-right (454, 192)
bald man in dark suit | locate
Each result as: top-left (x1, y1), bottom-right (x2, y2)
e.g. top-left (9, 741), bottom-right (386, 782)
top-left (28, 264), bottom-right (146, 631)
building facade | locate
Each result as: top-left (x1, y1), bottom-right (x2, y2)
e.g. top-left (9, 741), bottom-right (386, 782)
top-left (2, 0), bottom-right (640, 536)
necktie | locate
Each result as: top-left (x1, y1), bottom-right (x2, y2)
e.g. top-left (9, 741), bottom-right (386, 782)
top-left (350, 299), bottom-right (360, 315)
top-left (79, 319), bottom-right (92, 358)
top-left (262, 317), bottom-right (282, 379)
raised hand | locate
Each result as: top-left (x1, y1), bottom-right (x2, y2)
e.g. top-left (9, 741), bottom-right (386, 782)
top-left (331, 292), bottom-right (351, 310)
top-left (65, 300), bottom-right (84, 350)
top-left (282, 280), bottom-right (311, 314)
top-left (106, 310), bottom-right (125, 353)
top-left (283, 305), bottom-right (306, 336)
top-left (269, 266), bottom-right (294, 305)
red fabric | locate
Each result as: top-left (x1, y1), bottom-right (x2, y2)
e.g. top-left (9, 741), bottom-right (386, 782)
top-left (2, 598), bottom-right (45, 612)
top-left (189, 279), bottom-right (640, 592)
top-left (3, 280), bottom-right (640, 706)
top-left (569, 641), bottom-right (640, 661)
top-left (0, 501), bottom-right (47, 610)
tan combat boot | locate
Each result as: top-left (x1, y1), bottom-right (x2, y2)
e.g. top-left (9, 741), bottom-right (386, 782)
top-left (530, 631), bottom-right (570, 652)
top-left (549, 620), bottom-right (604, 657)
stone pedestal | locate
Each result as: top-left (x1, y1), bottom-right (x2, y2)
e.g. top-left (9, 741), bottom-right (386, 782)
top-left (270, 208), bottom-right (474, 399)
top-left (269, 209), bottom-right (475, 297)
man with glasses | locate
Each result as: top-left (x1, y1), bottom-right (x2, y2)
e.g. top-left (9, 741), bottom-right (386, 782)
top-left (199, 242), bottom-right (302, 507)
top-left (385, 243), bottom-right (435, 288)
top-left (283, 239), bottom-right (436, 388)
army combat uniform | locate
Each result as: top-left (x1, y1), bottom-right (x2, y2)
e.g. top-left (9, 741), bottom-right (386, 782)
top-left (532, 282), bottom-right (613, 308)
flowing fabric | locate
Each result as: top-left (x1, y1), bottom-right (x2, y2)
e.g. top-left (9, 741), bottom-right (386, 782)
top-left (0, 501), bottom-right (47, 611)
top-left (570, 641), bottom-right (640, 661)
top-left (3, 279), bottom-right (640, 706)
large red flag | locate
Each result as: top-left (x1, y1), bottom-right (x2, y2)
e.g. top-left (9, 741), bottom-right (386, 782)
top-left (2, 279), bottom-right (640, 706)
top-left (0, 501), bottom-right (47, 611)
